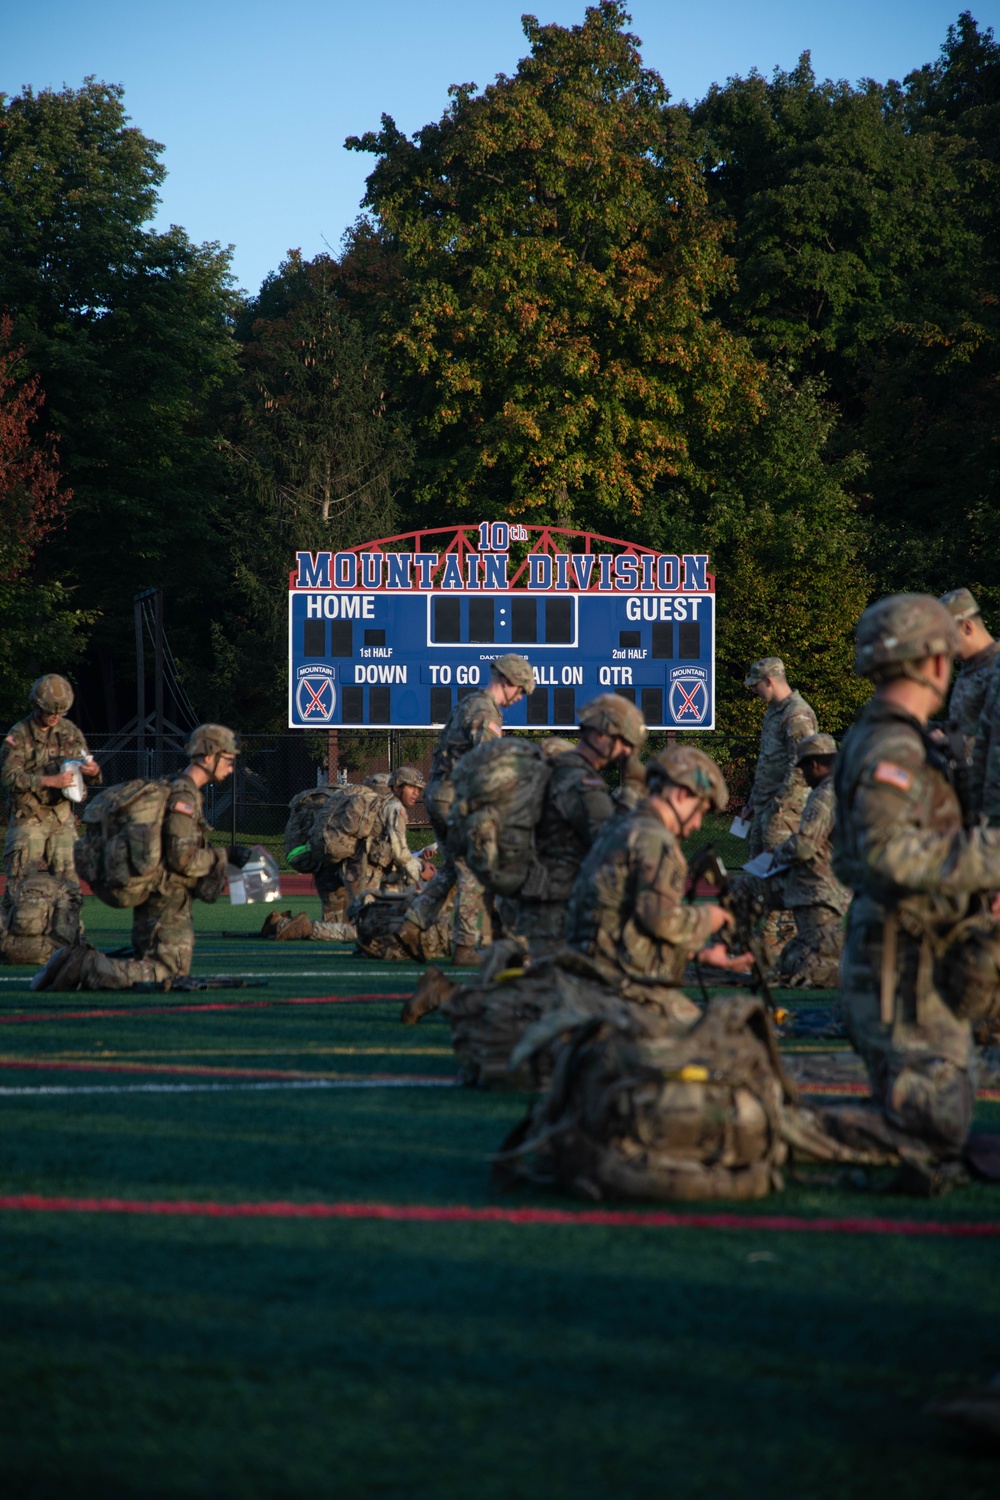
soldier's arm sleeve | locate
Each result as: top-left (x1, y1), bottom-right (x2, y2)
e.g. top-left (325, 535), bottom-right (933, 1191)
top-left (774, 785), bottom-right (833, 865)
top-left (562, 772), bottom-right (616, 847)
top-left (163, 796), bottom-right (224, 880)
top-left (386, 802), bottom-right (421, 883)
top-left (856, 746), bottom-right (1000, 895)
top-left (0, 732), bottom-right (40, 797)
top-left (632, 842), bottom-right (717, 953)
top-left (969, 669), bottom-right (999, 819)
top-left (466, 702), bottom-right (503, 749)
top-left (772, 703), bottom-right (818, 808)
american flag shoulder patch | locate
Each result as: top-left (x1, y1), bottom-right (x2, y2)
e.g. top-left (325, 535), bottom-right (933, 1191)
top-left (171, 799), bottom-right (195, 816)
top-left (5, 734), bottom-right (17, 746)
top-left (487, 722), bottom-right (502, 735)
top-left (873, 761), bottom-right (914, 792)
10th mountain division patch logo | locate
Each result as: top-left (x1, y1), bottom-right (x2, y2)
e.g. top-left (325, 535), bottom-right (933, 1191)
top-left (668, 666), bottom-right (709, 725)
top-left (294, 664), bottom-right (337, 722)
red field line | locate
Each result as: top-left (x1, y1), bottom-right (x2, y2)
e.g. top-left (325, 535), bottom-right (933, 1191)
top-left (796, 1080), bottom-right (1000, 1103)
top-left (0, 995), bottom-right (407, 1025)
top-left (0, 1193), bottom-right (997, 1236)
top-left (0, 1057), bottom-right (446, 1082)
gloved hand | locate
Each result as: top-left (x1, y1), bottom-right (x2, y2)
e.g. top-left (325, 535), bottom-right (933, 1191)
top-left (226, 845), bottom-right (254, 868)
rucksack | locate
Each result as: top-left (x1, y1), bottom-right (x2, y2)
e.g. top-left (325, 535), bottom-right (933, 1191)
top-left (73, 779), bottom-right (173, 909)
top-left (353, 891), bottom-right (452, 963)
top-left (497, 992), bottom-right (795, 1202)
top-left (284, 784), bottom-right (386, 873)
top-left (447, 738), bottom-right (552, 896)
top-left (0, 872), bottom-right (83, 964)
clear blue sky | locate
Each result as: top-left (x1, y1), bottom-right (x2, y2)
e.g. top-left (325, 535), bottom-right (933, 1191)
top-left (5, 1), bottom-right (997, 296)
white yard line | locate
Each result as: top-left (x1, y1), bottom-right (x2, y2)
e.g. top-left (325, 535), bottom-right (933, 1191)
top-left (0, 1077), bottom-right (458, 1097)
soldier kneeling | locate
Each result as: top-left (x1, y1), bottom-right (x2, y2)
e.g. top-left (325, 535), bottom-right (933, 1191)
top-left (32, 725), bottom-right (243, 991)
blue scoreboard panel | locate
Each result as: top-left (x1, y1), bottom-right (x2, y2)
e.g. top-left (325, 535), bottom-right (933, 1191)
top-left (288, 537), bottom-right (715, 731)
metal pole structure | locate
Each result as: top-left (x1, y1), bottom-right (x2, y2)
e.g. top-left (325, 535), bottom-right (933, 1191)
top-left (134, 594), bottom-right (146, 778)
top-left (328, 729), bottom-right (339, 785)
top-left (153, 589), bottom-right (165, 779)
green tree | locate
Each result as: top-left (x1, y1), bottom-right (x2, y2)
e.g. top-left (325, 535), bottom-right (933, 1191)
top-left (861, 13), bottom-right (1000, 612)
top-left (346, 2), bottom-right (762, 532)
top-left (0, 79), bottom-right (238, 721)
top-left (0, 314), bottom-right (91, 721)
top-left (212, 252), bottom-right (410, 728)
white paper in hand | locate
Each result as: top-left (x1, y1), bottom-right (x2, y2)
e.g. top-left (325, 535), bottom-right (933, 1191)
top-left (729, 815), bottom-right (751, 839)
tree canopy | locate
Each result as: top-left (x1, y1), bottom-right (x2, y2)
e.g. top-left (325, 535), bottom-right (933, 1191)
top-left (2, 12), bottom-right (997, 735)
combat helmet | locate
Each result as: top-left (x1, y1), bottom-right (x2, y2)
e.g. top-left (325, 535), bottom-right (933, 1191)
top-left (389, 765), bottom-right (426, 790)
top-left (185, 724), bottom-right (240, 759)
top-left (30, 674), bottom-right (74, 715)
top-left (794, 733), bottom-right (838, 764)
top-left (491, 653), bottom-right (535, 695)
top-left (364, 772), bottom-right (392, 791)
top-left (578, 693), bottom-right (648, 749)
top-left (854, 595), bottom-right (959, 680)
top-left (646, 745), bottom-right (729, 812)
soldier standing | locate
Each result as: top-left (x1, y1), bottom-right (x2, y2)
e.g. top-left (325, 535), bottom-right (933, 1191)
top-left (508, 694), bottom-right (647, 955)
top-left (271, 766), bottom-right (436, 942)
top-left (32, 724), bottom-right (244, 990)
top-left (564, 746), bottom-right (733, 1025)
top-left (399, 653), bottom-right (534, 965)
top-left (742, 658), bottom-right (817, 856)
top-left (970, 641), bottom-right (1000, 826)
top-left (828, 595), bottom-right (1000, 1168)
top-left (736, 734), bottom-right (850, 987)
top-left (940, 587), bottom-right (999, 761)
top-left (1, 675), bottom-right (101, 883)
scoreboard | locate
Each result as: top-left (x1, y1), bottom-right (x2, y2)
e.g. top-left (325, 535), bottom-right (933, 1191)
top-left (287, 525), bottom-right (715, 731)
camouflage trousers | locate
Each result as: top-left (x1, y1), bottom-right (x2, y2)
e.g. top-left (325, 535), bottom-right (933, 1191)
top-left (776, 907), bottom-right (844, 989)
top-left (315, 859), bottom-right (381, 922)
top-left (3, 815), bottom-right (78, 885)
top-left (831, 908), bottom-right (977, 1158)
top-left (406, 853), bottom-right (486, 950)
top-left (310, 920), bottom-right (357, 942)
top-left (76, 884), bottom-right (197, 989)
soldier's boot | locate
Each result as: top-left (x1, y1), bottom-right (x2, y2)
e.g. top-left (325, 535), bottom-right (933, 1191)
top-left (401, 965), bottom-right (457, 1025)
top-left (396, 918), bottom-right (425, 959)
top-left (274, 913), bottom-right (315, 941)
top-left (30, 939), bottom-right (94, 992)
top-left (452, 945), bottom-right (482, 967)
top-left (260, 910), bottom-right (292, 939)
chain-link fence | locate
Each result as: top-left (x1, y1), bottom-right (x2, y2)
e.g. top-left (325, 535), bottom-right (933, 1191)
top-left (3, 727), bottom-right (762, 859)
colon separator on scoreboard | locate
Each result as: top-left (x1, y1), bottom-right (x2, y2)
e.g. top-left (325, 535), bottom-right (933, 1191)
top-left (426, 592), bottom-right (578, 649)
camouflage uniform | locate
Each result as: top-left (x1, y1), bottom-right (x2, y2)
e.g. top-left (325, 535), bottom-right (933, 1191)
top-left (74, 773), bottom-right (228, 988)
top-left (1, 715), bottom-right (99, 882)
top-left (741, 773), bottom-right (849, 987)
top-left (406, 689), bottom-right (504, 949)
top-left (509, 751), bottom-right (616, 954)
top-left (565, 799), bottom-right (714, 1026)
top-left (970, 655), bottom-right (1000, 824)
top-left (310, 792), bottom-right (422, 942)
top-left (367, 793), bottom-right (423, 888)
top-left (833, 694), bottom-right (1000, 1155)
top-left (948, 640), bottom-right (1000, 763)
top-left (745, 690), bottom-right (817, 857)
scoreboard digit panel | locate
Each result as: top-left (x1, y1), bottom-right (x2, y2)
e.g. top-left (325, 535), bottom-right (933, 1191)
top-left (288, 529), bottom-right (715, 731)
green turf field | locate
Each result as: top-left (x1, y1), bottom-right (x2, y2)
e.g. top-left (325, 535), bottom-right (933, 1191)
top-left (1, 897), bottom-right (998, 1497)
